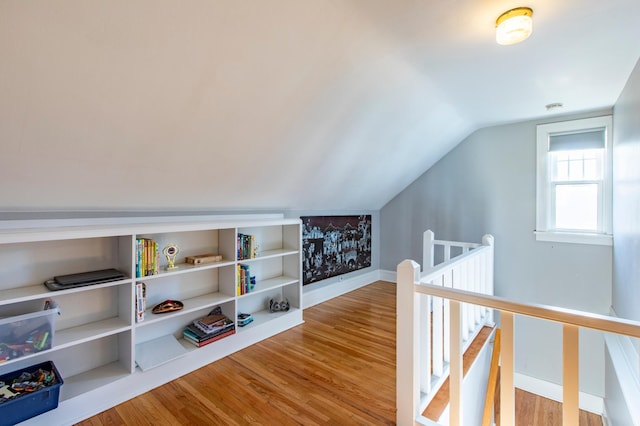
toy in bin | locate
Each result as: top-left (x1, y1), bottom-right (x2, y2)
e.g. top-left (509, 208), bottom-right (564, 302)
top-left (0, 302), bottom-right (58, 363)
top-left (0, 361), bottom-right (63, 426)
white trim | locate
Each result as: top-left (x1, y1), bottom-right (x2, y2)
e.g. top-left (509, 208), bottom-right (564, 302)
top-left (302, 270), bottom-right (381, 309)
top-left (379, 269), bottom-right (397, 282)
top-left (514, 373), bottom-right (603, 414)
top-left (0, 212), bottom-right (284, 230)
top-left (536, 116), bottom-right (613, 244)
top-left (534, 230), bottom-right (613, 246)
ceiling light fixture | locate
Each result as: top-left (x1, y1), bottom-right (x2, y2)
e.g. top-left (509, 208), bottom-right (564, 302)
top-left (496, 7), bottom-right (533, 45)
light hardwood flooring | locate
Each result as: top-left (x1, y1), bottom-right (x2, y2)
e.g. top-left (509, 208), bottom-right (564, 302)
top-left (77, 281), bottom-right (602, 425)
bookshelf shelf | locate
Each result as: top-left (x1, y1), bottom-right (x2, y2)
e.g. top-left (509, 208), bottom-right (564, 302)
top-left (56, 317), bottom-right (131, 348)
top-left (238, 275), bottom-right (299, 298)
top-left (0, 278), bottom-right (132, 306)
top-left (0, 215), bottom-right (302, 425)
top-left (238, 248), bottom-right (299, 262)
top-left (136, 291), bottom-right (235, 327)
top-left (237, 307), bottom-right (301, 332)
top-left (60, 361), bottom-right (131, 401)
top-left (137, 259), bottom-right (236, 281)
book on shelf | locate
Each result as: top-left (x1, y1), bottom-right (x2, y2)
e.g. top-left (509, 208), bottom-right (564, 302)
top-left (236, 264), bottom-right (256, 296)
top-left (183, 328), bottom-right (235, 347)
top-left (193, 314), bottom-right (233, 334)
top-left (135, 282), bottom-right (146, 323)
top-left (183, 306), bottom-right (235, 347)
top-left (237, 233), bottom-right (257, 260)
top-left (136, 238), bottom-right (159, 277)
top-left (184, 322), bottom-right (234, 341)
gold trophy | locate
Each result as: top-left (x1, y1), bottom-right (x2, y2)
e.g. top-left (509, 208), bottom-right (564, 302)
top-left (163, 244), bottom-right (179, 270)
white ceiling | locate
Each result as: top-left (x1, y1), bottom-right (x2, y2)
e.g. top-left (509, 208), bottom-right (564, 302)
top-left (1, 1), bottom-right (639, 212)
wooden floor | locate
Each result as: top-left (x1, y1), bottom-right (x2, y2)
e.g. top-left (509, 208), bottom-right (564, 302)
top-left (77, 281), bottom-right (602, 425)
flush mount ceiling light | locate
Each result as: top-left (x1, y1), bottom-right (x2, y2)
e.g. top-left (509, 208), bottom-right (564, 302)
top-left (496, 7), bottom-right (533, 45)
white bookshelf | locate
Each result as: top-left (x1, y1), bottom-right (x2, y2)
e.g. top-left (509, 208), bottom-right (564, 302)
top-left (0, 214), bottom-right (303, 425)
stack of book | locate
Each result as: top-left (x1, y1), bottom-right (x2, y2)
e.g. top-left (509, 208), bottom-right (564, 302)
top-left (183, 309), bottom-right (235, 347)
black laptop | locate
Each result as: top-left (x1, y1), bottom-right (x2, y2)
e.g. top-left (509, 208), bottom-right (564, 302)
top-left (44, 268), bottom-right (126, 291)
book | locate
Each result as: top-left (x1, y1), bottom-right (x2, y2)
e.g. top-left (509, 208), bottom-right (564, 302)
top-left (136, 238), bottom-right (159, 277)
top-left (184, 322), bottom-right (234, 340)
top-left (135, 282), bottom-right (146, 323)
top-left (183, 329), bottom-right (235, 347)
top-left (237, 264), bottom-right (251, 295)
top-left (193, 314), bottom-right (231, 334)
top-left (237, 233), bottom-right (257, 260)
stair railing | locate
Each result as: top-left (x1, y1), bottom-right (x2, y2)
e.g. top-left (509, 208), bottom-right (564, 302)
top-left (398, 231), bottom-right (495, 425)
top-left (397, 259), bottom-right (640, 426)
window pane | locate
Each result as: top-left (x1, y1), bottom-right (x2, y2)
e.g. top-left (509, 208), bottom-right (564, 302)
top-left (555, 184), bottom-right (598, 231)
top-left (550, 149), bottom-right (603, 182)
top-left (568, 159), bottom-right (583, 180)
top-left (555, 159), bottom-right (569, 180)
top-left (583, 159), bottom-right (598, 179)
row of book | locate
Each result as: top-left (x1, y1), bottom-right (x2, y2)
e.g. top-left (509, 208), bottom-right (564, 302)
top-left (183, 307), bottom-right (235, 347)
top-left (237, 233), bottom-right (257, 260)
top-left (136, 238), bottom-right (159, 278)
top-left (237, 264), bottom-right (256, 295)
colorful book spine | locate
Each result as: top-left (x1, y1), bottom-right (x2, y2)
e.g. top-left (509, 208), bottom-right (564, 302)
top-left (237, 233), bottom-right (257, 260)
top-left (135, 282), bottom-right (146, 323)
top-left (135, 238), bottom-right (159, 277)
top-left (237, 264), bottom-right (251, 295)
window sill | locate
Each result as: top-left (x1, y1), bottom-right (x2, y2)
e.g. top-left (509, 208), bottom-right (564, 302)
top-left (534, 230), bottom-right (613, 246)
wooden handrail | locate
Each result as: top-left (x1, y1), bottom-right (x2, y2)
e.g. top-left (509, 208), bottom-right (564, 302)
top-left (482, 329), bottom-right (501, 426)
top-left (414, 282), bottom-right (640, 339)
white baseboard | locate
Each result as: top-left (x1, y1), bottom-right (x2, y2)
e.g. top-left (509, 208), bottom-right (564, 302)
top-left (514, 373), bottom-right (603, 415)
top-left (378, 269), bottom-right (396, 283)
top-left (302, 270), bottom-right (383, 309)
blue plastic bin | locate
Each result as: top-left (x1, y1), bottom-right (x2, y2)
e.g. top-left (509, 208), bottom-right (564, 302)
top-left (0, 361), bottom-right (63, 426)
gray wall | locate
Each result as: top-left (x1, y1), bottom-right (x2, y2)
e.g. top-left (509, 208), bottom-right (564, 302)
top-left (606, 58), bottom-right (640, 425)
top-left (381, 110), bottom-right (613, 396)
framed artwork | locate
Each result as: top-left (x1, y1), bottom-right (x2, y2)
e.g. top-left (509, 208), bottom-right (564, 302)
top-left (301, 215), bottom-right (372, 285)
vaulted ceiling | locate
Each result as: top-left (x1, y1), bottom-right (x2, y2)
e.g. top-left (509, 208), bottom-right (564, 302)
top-left (1, 1), bottom-right (639, 211)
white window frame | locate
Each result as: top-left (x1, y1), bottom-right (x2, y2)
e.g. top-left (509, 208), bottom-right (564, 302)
top-left (535, 116), bottom-right (613, 246)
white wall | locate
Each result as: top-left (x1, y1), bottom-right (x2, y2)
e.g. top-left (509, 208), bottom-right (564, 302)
top-left (605, 57), bottom-right (640, 425)
top-left (380, 110), bottom-right (613, 397)
top-left (612, 59), bottom-right (640, 323)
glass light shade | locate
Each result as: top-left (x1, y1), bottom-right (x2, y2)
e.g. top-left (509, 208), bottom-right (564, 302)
top-left (496, 7), bottom-right (533, 45)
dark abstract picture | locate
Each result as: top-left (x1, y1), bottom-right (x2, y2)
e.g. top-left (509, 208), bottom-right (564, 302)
top-left (301, 215), bottom-right (372, 285)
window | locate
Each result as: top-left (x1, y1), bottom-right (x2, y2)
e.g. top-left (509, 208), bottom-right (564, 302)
top-left (535, 116), bottom-right (613, 245)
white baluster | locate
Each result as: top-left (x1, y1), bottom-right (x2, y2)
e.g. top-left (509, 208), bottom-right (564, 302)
top-left (433, 278), bottom-right (444, 377)
top-left (396, 260), bottom-right (421, 426)
top-left (420, 293), bottom-right (432, 394)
